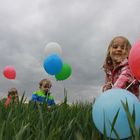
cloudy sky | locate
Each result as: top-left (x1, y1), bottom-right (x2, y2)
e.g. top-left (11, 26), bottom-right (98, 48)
top-left (0, 0), bottom-right (140, 103)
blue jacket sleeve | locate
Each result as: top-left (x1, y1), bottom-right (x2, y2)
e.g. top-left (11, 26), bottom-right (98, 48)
top-left (47, 99), bottom-right (55, 106)
top-left (31, 94), bottom-right (38, 101)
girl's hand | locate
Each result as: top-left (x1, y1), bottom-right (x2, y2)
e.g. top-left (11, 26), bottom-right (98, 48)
top-left (102, 82), bottom-right (113, 92)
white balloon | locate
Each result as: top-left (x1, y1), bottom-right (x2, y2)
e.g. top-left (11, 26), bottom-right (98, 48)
top-left (44, 42), bottom-right (62, 56)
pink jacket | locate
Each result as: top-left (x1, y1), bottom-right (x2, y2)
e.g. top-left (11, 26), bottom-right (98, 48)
top-left (103, 59), bottom-right (139, 98)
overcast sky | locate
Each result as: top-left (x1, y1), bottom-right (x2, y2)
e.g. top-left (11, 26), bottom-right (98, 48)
top-left (0, 0), bottom-right (140, 103)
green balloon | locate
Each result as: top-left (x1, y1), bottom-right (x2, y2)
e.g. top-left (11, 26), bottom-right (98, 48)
top-left (55, 63), bottom-right (72, 80)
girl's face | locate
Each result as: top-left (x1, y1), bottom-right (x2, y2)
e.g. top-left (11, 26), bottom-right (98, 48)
top-left (109, 37), bottom-right (128, 64)
top-left (10, 92), bottom-right (19, 102)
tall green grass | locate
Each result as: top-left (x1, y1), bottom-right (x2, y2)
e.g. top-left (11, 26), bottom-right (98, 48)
top-left (0, 92), bottom-right (139, 140)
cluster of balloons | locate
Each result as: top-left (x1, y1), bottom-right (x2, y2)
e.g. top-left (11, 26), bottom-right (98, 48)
top-left (43, 42), bottom-right (72, 81)
top-left (92, 89), bottom-right (140, 139)
top-left (3, 66), bottom-right (16, 80)
top-left (128, 40), bottom-right (140, 80)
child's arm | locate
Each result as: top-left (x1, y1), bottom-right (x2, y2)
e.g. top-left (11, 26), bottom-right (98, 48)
top-left (31, 93), bottom-right (38, 101)
top-left (102, 82), bottom-right (112, 92)
top-left (102, 72), bottom-right (112, 92)
top-left (47, 94), bottom-right (55, 106)
top-left (113, 66), bottom-right (136, 89)
top-left (5, 96), bottom-right (11, 108)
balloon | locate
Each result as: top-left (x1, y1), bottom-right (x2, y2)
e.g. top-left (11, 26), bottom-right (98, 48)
top-left (3, 66), bottom-right (16, 79)
top-left (43, 54), bottom-right (63, 75)
top-left (55, 63), bottom-right (72, 80)
top-left (128, 40), bottom-right (140, 80)
top-left (92, 89), bottom-right (140, 139)
top-left (44, 42), bottom-right (62, 56)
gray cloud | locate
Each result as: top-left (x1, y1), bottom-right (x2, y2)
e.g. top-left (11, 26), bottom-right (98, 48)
top-left (0, 0), bottom-right (140, 103)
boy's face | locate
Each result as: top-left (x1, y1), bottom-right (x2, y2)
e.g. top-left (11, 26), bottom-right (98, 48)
top-left (40, 81), bottom-right (50, 93)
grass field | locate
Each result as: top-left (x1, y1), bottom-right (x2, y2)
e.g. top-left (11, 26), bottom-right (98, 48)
top-left (0, 92), bottom-right (139, 140)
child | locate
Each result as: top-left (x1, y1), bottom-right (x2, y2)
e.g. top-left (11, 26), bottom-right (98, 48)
top-left (102, 36), bottom-right (139, 98)
top-left (5, 87), bottom-right (19, 108)
top-left (31, 78), bottom-right (55, 106)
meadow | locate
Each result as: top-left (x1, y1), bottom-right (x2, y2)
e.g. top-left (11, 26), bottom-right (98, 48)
top-left (0, 92), bottom-right (139, 140)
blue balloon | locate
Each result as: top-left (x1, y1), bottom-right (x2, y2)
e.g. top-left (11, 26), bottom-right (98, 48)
top-left (43, 54), bottom-right (63, 75)
top-left (92, 89), bottom-right (140, 139)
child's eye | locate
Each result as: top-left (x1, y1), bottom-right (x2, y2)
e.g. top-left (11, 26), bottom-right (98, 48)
top-left (112, 45), bottom-right (125, 50)
top-left (112, 45), bottom-right (118, 49)
top-left (43, 85), bottom-right (49, 88)
top-left (120, 45), bottom-right (125, 49)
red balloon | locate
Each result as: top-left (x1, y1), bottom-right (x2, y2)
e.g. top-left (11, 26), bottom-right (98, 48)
top-left (3, 66), bottom-right (16, 80)
top-left (128, 40), bottom-right (140, 80)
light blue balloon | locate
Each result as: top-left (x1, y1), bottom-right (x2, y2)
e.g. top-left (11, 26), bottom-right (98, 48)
top-left (92, 89), bottom-right (140, 139)
top-left (43, 54), bottom-right (63, 75)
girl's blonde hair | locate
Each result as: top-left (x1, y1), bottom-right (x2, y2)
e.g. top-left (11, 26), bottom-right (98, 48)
top-left (8, 88), bottom-right (18, 97)
top-left (103, 36), bottom-right (131, 72)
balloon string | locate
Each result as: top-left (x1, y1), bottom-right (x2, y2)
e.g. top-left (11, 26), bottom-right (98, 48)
top-left (110, 79), bottom-right (136, 90)
top-left (62, 81), bottom-right (66, 92)
top-left (125, 79), bottom-right (136, 90)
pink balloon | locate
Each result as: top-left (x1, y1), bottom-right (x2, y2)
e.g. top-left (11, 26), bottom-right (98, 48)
top-left (128, 40), bottom-right (140, 80)
top-left (3, 66), bottom-right (16, 80)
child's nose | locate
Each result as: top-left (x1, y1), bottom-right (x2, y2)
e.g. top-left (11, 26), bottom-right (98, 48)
top-left (116, 46), bottom-right (122, 51)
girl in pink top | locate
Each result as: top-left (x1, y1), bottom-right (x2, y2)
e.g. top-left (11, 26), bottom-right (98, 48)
top-left (102, 36), bottom-right (139, 98)
top-left (5, 88), bottom-right (19, 108)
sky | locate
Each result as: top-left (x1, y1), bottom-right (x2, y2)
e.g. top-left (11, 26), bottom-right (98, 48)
top-left (0, 0), bottom-right (140, 103)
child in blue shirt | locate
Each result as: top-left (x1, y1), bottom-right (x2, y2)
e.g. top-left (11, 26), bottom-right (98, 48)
top-left (31, 78), bottom-right (55, 106)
